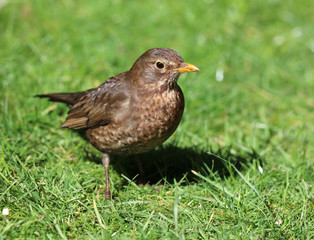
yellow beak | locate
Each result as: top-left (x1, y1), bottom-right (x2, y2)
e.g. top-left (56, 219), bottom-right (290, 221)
top-left (174, 62), bottom-right (200, 73)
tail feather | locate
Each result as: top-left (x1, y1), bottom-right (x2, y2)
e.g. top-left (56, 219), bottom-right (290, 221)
top-left (35, 92), bottom-right (86, 107)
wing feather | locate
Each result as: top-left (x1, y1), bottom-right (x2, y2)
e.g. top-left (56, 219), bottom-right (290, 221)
top-left (60, 73), bottom-right (129, 129)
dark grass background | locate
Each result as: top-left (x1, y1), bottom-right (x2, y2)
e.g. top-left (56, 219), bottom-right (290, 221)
top-left (0, 0), bottom-right (313, 238)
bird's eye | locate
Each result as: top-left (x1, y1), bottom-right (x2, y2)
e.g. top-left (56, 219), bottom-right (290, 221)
top-left (156, 61), bottom-right (165, 69)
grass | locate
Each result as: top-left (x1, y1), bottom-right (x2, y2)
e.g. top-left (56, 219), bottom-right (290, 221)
top-left (0, 0), bottom-right (313, 238)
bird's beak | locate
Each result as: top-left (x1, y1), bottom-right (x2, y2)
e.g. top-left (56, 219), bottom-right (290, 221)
top-left (174, 63), bottom-right (200, 73)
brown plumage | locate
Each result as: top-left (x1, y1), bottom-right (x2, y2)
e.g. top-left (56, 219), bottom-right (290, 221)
top-left (36, 48), bottom-right (199, 199)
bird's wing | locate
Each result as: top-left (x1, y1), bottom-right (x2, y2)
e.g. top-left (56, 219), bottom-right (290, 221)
top-left (60, 73), bottom-right (130, 129)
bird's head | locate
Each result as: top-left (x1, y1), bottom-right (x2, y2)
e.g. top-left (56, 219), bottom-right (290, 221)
top-left (129, 48), bottom-right (199, 87)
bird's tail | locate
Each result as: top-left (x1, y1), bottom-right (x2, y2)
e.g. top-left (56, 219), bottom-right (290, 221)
top-left (35, 92), bottom-right (86, 107)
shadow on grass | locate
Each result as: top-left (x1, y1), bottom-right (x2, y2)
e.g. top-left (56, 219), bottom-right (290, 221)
top-left (86, 144), bottom-right (260, 185)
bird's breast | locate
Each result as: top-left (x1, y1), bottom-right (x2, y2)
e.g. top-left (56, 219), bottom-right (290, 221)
top-left (128, 86), bottom-right (184, 137)
top-left (86, 85), bottom-right (184, 155)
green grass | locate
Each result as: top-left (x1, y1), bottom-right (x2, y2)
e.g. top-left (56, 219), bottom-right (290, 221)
top-left (1, 0), bottom-right (313, 238)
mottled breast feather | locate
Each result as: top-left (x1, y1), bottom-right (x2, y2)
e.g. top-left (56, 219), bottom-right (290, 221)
top-left (85, 81), bottom-right (184, 156)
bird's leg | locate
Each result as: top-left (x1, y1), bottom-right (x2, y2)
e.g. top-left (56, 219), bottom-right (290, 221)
top-left (102, 153), bottom-right (111, 199)
top-left (135, 155), bottom-right (149, 185)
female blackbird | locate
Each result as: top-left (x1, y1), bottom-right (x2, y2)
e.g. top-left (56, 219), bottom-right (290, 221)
top-left (36, 48), bottom-right (199, 199)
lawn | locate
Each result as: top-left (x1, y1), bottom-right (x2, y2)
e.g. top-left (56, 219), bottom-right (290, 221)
top-left (0, 0), bottom-right (313, 239)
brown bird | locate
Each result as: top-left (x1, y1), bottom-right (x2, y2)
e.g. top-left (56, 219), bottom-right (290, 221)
top-left (36, 48), bottom-right (199, 199)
